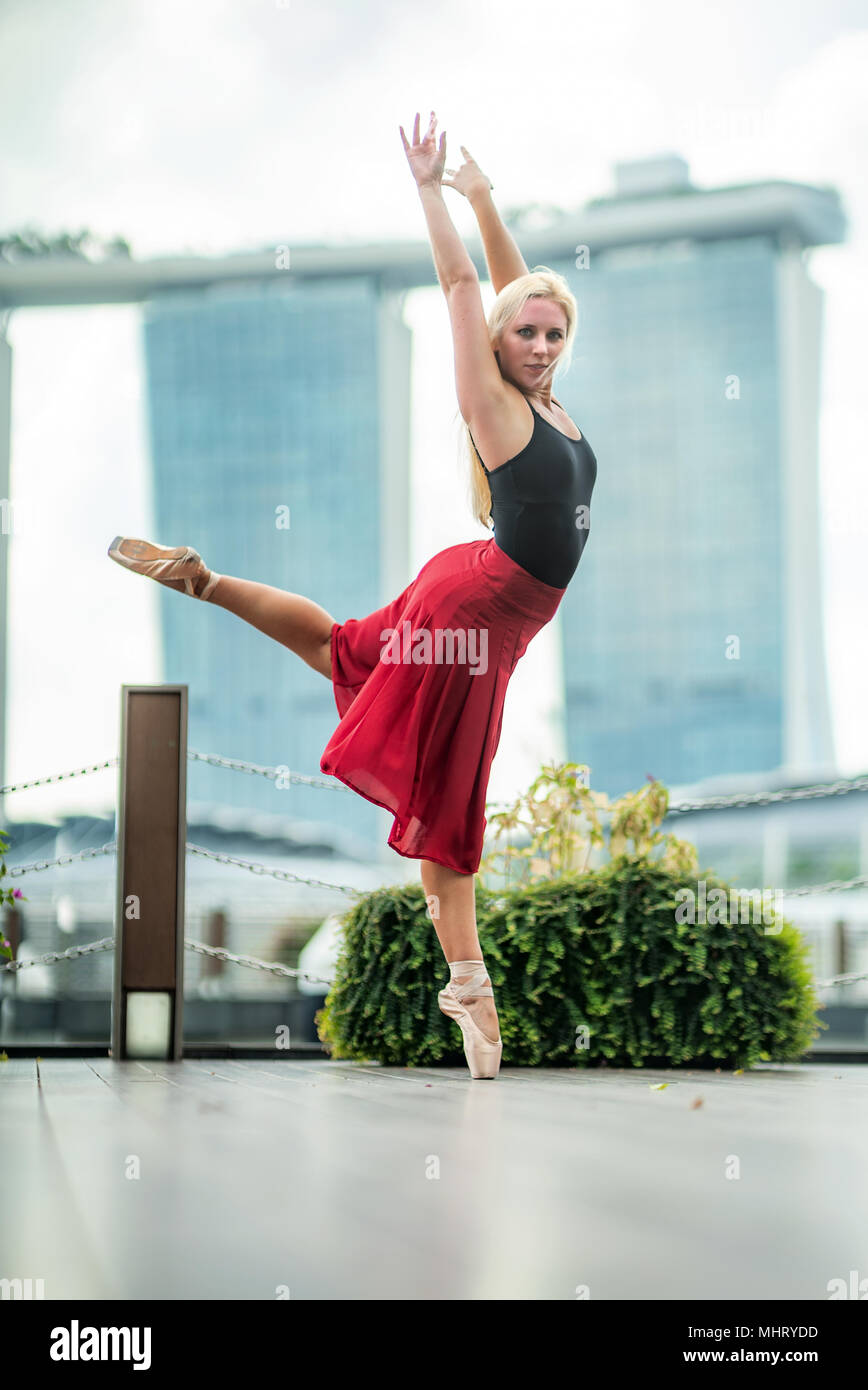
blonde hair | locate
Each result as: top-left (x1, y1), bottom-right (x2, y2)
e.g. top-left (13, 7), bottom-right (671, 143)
top-left (454, 266), bottom-right (579, 528)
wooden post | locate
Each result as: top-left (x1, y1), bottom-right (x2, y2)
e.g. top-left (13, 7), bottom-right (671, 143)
top-left (832, 918), bottom-right (847, 981)
top-left (3, 904), bottom-right (22, 964)
top-left (203, 909), bottom-right (227, 978)
top-left (112, 685), bottom-right (188, 1060)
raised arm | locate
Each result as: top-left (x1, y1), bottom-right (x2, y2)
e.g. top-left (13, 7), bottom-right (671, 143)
top-left (400, 111), bottom-right (477, 290)
top-left (443, 145), bottom-right (529, 293)
top-left (399, 112), bottom-right (510, 422)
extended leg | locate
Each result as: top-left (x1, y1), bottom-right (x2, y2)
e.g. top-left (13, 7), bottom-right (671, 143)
top-left (108, 536), bottom-right (336, 679)
top-left (207, 575), bottom-right (334, 679)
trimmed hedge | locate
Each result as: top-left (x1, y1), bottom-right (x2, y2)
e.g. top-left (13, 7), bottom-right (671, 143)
top-left (315, 856), bottom-right (823, 1069)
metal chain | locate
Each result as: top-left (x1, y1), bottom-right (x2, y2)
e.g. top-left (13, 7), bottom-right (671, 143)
top-left (0, 751), bottom-right (349, 797)
top-left (3, 932), bottom-right (864, 990)
top-left (0, 935), bottom-right (332, 985)
top-left (4, 749), bottom-right (868, 811)
top-left (0, 758), bottom-right (118, 794)
top-left (666, 774), bottom-right (868, 814)
top-left (5, 841), bottom-right (359, 897)
top-left (5, 837), bottom-right (868, 904)
top-left (4, 752), bottom-right (866, 995)
top-left (187, 749), bottom-right (351, 793)
top-left (186, 842), bottom-right (362, 896)
top-left (782, 876), bottom-right (868, 896)
top-left (6, 843), bottom-right (118, 877)
top-left (1, 937), bottom-right (114, 972)
top-left (185, 939), bottom-right (334, 987)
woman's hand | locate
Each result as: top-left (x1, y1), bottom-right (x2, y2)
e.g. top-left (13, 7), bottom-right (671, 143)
top-left (442, 146), bottom-right (494, 200)
top-left (399, 110), bottom-right (447, 188)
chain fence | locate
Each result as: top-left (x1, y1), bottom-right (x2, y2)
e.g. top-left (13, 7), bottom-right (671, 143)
top-left (0, 758), bottom-right (117, 794)
top-left (1, 932), bottom-right (865, 992)
top-left (0, 936), bottom-right (333, 987)
top-left (6, 838), bottom-right (868, 904)
top-left (3, 752), bottom-right (868, 998)
top-left (4, 750), bottom-right (868, 812)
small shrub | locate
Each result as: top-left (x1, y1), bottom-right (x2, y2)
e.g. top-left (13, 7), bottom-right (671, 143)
top-left (316, 768), bottom-right (824, 1069)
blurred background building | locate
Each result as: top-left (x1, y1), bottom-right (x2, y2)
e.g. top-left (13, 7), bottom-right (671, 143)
top-left (143, 275), bottom-right (411, 853)
top-left (551, 154), bottom-right (842, 795)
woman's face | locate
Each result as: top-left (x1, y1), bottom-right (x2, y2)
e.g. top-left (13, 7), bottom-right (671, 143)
top-left (495, 297), bottom-right (568, 392)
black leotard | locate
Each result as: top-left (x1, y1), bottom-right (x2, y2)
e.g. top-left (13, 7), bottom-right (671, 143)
top-left (469, 395), bottom-right (597, 588)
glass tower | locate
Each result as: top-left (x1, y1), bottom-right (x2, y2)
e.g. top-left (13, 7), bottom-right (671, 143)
top-left (546, 208), bottom-right (835, 798)
top-left (142, 276), bottom-right (411, 857)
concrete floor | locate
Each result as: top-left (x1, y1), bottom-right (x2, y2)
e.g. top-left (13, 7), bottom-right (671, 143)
top-left (2, 1058), bottom-right (866, 1300)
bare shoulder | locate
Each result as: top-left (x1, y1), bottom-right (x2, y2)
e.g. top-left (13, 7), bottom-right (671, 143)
top-left (548, 396), bottom-right (583, 440)
top-left (464, 381), bottom-right (535, 473)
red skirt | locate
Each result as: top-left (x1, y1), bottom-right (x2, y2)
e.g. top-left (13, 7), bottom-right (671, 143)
top-left (320, 537), bottom-right (566, 875)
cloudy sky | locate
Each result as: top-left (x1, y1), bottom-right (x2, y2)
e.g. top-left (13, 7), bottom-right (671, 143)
top-left (2, 0), bottom-right (867, 825)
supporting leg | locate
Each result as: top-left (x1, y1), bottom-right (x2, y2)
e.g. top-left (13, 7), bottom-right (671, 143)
top-left (421, 858), bottom-right (499, 1044)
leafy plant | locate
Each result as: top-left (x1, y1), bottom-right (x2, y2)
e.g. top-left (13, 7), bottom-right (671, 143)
top-left (315, 766), bottom-right (824, 1069)
top-left (482, 762), bottom-right (699, 886)
top-left (0, 827), bottom-right (25, 964)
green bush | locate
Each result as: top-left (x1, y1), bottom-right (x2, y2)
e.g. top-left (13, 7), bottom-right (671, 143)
top-left (315, 767), bottom-right (825, 1069)
top-left (1, 827), bottom-right (26, 965)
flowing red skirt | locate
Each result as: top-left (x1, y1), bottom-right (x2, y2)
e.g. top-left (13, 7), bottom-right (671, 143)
top-left (320, 536), bottom-right (566, 875)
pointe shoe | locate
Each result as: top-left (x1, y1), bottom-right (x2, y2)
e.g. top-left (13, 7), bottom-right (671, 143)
top-left (438, 963), bottom-right (503, 1080)
top-left (108, 536), bottom-right (221, 600)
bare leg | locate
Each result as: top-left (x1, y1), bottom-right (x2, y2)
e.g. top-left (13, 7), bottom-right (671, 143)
top-left (421, 859), bottom-right (500, 1043)
top-left (206, 574), bottom-right (334, 679)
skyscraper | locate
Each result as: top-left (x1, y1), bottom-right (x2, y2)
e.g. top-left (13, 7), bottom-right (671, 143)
top-left (142, 275), bottom-right (411, 857)
top-left (550, 157), bottom-right (843, 797)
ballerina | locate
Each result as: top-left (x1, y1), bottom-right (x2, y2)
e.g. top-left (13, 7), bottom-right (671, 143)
top-left (108, 111), bottom-right (597, 1080)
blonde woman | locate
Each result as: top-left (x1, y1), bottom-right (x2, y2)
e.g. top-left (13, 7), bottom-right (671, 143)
top-left (108, 111), bottom-right (597, 1081)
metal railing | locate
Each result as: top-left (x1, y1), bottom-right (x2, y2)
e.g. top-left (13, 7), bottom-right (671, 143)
top-left (4, 745), bottom-right (868, 995)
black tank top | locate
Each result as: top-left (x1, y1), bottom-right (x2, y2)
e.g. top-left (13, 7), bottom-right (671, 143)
top-left (469, 395), bottom-right (597, 589)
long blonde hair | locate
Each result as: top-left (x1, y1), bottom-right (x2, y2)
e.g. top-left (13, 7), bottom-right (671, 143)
top-left (454, 266), bottom-right (579, 529)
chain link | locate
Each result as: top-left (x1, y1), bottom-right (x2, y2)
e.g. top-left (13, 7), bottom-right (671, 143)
top-left (0, 758), bottom-right (118, 794)
top-left (666, 774), bottom-right (868, 814)
top-left (6, 843), bottom-right (118, 876)
top-left (4, 751), bottom-right (867, 997)
top-left (184, 938), bottom-right (334, 986)
top-left (1, 937), bottom-right (114, 972)
top-left (0, 750), bottom-right (348, 797)
top-left (5, 841), bottom-right (360, 897)
top-left (3, 931), bottom-right (864, 990)
top-left (187, 749), bottom-right (351, 793)
top-left (0, 935), bottom-right (332, 984)
top-left (6, 836), bottom-right (868, 904)
top-left (782, 876), bottom-right (868, 897)
top-left (4, 748), bottom-right (868, 812)
top-left (185, 842), bottom-right (363, 896)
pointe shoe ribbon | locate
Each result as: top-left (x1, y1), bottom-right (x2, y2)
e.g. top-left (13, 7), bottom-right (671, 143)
top-left (438, 964), bottom-right (503, 1080)
top-left (108, 536), bottom-right (221, 600)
